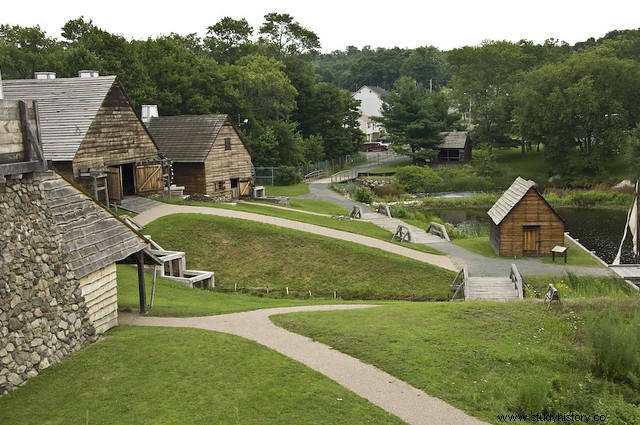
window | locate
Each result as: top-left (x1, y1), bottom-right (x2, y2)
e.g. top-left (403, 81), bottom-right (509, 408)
top-left (214, 181), bottom-right (226, 191)
top-left (224, 137), bottom-right (231, 150)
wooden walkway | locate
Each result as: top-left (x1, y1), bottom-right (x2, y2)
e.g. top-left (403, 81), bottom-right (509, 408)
top-left (452, 264), bottom-right (524, 301)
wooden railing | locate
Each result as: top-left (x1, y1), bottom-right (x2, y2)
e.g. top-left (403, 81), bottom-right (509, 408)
top-left (330, 169), bottom-right (357, 184)
top-left (450, 266), bottom-right (468, 301)
top-left (510, 263), bottom-right (524, 299)
top-left (427, 222), bottom-right (450, 241)
top-left (0, 100), bottom-right (48, 178)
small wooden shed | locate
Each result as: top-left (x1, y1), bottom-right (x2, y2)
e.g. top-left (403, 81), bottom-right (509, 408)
top-left (437, 131), bottom-right (471, 163)
top-left (2, 73), bottom-right (164, 204)
top-left (146, 114), bottom-right (254, 198)
top-left (488, 177), bottom-right (565, 257)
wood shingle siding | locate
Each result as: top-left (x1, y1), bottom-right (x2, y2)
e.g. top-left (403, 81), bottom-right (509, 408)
top-left (80, 264), bottom-right (118, 334)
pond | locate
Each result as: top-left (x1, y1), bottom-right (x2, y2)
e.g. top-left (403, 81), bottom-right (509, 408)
top-left (433, 207), bottom-right (633, 264)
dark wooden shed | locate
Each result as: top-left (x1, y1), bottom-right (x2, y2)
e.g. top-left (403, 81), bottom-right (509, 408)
top-left (3, 74), bottom-right (164, 204)
top-left (437, 131), bottom-right (471, 163)
top-left (488, 177), bottom-right (565, 257)
top-left (146, 114), bottom-right (254, 199)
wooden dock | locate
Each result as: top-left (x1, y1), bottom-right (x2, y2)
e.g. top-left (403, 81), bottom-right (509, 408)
top-left (451, 264), bottom-right (524, 301)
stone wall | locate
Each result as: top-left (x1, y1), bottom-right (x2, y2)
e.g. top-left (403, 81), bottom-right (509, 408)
top-left (0, 174), bottom-right (95, 395)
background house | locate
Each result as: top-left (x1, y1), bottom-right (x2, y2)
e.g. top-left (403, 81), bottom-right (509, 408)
top-left (437, 131), bottom-right (471, 163)
top-left (353, 85), bottom-right (387, 142)
top-left (2, 72), bottom-right (164, 204)
top-left (488, 177), bottom-right (565, 256)
top-left (144, 110), bottom-right (254, 199)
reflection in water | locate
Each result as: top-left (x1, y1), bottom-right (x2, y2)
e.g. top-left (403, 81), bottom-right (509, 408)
top-left (431, 208), bottom-right (632, 264)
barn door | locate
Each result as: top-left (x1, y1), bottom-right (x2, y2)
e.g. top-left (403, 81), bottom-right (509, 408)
top-left (239, 180), bottom-right (252, 197)
top-left (135, 163), bottom-right (163, 195)
top-left (523, 225), bottom-right (540, 255)
top-left (230, 178), bottom-right (239, 199)
top-left (106, 167), bottom-right (122, 204)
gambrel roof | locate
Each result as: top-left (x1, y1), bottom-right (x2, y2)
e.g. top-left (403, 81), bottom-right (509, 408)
top-left (146, 115), bottom-right (231, 163)
top-left (2, 76), bottom-right (117, 161)
top-left (488, 177), bottom-right (537, 225)
top-left (40, 171), bottom-right (152, 278)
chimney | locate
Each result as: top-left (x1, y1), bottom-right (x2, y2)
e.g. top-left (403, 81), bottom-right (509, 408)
top-left (78, 70), bottom-right (99, 78)
top-left (141, 105), bottom-right (159, 124)
top-left (34, 71), bottom-right (56, 80)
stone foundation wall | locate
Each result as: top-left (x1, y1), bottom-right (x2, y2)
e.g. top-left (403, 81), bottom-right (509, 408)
top-left (0, 174), bottom-right (95, 395)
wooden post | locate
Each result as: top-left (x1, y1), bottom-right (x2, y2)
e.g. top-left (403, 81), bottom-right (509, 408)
top-left (150, 265), bottom-right (157, 308)
top-left (136, 251), bottom-right (147, 314)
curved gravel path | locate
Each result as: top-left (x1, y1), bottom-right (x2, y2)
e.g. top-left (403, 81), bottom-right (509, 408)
top-left (134, 203), bottom-right (458, 271)
top-left (120, 305), bottom-right (487, 425)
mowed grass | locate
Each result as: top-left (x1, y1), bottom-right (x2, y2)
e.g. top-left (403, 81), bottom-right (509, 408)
top-left (0, 326), bottom-right (402, 425)
top-left (263, 183), bottom-right (310, 196)
top-left (117, 265), bottom-right (350, 316)
top-left (273, 300), bottom-right (640, 424)
top-left (143, 214), bottom-right (455, 300)
top-left (159, 199), bottom-right (445, 255)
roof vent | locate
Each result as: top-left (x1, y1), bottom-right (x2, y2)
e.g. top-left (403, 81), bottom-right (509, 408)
top-left (34, 71), bottom-right (56, 80)
top-left (141, 105), bottom-right (159, 124)
top-left (78, 70), bottom-right (99, 78)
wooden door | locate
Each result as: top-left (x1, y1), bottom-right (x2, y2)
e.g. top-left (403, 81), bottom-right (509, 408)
top-left (230, 178), bottom-right (239, 199)
top-left (106, 167), bottom-right (122, 203)
top-left (135, 163), bottom-right (163, 195)
top-left (523, 225), bottom-right (540, 255)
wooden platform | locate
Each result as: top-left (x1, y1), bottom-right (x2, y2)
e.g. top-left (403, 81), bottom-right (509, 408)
top-left (609, 264), bottom-right (640, 280)
top-left (466, 277), bottom-right (520, 301)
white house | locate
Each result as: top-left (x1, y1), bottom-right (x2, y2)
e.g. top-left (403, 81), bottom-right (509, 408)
top-left (353, 86), bottom-right (387, 142)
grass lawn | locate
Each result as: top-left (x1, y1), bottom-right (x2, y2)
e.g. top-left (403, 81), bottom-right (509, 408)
top-left (494, 147), bottom-right (547, 182)
top-left (117, 265), bottom-right (347, 316)
top-left (261, 198), bottom-right (350, 216)
top-left (273, 299), bottom-right (640, 424)
top-left (158, 198), bottom-right (445, 256)
top-left (143, 214), bottom-right (455, 300)
top-left (264, 183), bottom-right (309, 196)
top-left (0, 326), bottom-right (402, 425)
top-left (366, 159), bottom-right (413, 174)
top-left (451, 235), bottom-right (605, 267)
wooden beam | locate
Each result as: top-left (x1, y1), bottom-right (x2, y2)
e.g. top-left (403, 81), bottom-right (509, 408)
top-left (136, 251), bottom-right (147, 314)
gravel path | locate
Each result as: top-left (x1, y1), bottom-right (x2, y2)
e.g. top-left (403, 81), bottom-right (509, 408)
top-left (119, 305), bottom-right (488, 425)
top-left (134, 203), bottom-right (458, 271)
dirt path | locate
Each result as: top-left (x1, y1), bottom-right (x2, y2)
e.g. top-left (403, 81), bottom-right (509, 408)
top-left (134, 203), bottom-right (459, 271)
top-left (119, 305), bottom-right (488, 425)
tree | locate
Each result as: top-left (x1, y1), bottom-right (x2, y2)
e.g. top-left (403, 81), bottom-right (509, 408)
top-left (400, 46), bottom-right (449, 89)
top-left (258, 12), bottom-right (320, 56)
top-left (0, 24), bottom-right (61, 78)
top-left (514, 49), bottom-right (640, 178)
top-left (205, 17), bottom-right (253, 63)
top-left (377, 77), bottom-right (453, 165)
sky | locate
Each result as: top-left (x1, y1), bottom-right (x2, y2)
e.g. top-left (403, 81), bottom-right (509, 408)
top-left (2, 0), bottom-right (639, 52)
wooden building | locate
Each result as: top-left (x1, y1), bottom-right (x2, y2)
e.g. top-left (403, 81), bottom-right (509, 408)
top-left (488, 177), bottom-right (565, 257)
top-left (2, 73), bottom-right (164, 204)
top-left (437, 131), bottom-right (471, 163)
top-left (145, 113), bottom-right (254, 198)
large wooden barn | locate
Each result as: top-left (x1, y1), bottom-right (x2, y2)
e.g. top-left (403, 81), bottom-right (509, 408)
top-left (145, 113), bottom-right (254, 198)
top-left (488, 177), bottom-right (565, 257)
top-left (2, 72), bottom-right (165, 204)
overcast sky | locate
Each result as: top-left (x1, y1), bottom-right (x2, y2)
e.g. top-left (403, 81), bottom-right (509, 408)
top-left (3, 0), bottom-right (639, 52)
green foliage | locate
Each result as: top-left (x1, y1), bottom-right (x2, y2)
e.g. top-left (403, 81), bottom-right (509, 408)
top-left (585, 310), bottom-right (640, 388)
top-left (394, 165), bottom-right (443, 193)
top-left (353, 186), bottom-right (373, 204)
top-left (433, 166), bottom-right (497, 191)
top-left (470, 148), bottom-right (499, 177)
top-left (274, 165), bottom-right (303, 185)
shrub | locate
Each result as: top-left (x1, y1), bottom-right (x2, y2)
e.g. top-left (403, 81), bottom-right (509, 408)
top-left (354, 186), bottom-right (373, 204)
top-left (275, 166), bottom-right (303, 185)
top-left (394, 166), bottom-right (443, 193)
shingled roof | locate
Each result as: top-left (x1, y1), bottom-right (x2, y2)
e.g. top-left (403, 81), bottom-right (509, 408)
top-left (439, 131), bottom-right (469, 149)
top-left (487, 177), bottom-right (537, 225)
top-left (40, 171), bottom-right (150, 278)
top-left (2, 76), bottom-right (117, 162)
top-left (358, 85), bottom-right (387, 96)
top-left (146, 115), bottom-right (229, 163)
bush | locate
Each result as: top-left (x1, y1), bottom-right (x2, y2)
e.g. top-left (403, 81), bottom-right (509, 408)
top-left (395, 166), bottom-right (443, 193)
top-left (354, 186), bottom-right (373, 204)
top-left (275, 166), bottom-right (303, 185)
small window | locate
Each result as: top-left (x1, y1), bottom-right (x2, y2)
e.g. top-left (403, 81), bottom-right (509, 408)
top-left (214, 181), bottom-right (226, 191)
top-left (224, 138), bottom-right (231, 150)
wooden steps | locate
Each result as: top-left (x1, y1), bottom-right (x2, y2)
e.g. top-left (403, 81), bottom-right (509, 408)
top-left (466, 277), bottom-right (520, 301)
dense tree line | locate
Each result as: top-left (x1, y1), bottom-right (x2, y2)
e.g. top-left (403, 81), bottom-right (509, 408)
top-left (0, 14), bottom-right (361, 167)
top-left (2, 16), bottom-right (640, 184)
